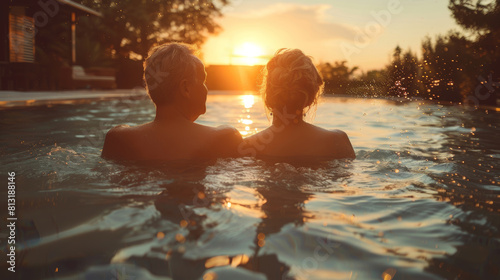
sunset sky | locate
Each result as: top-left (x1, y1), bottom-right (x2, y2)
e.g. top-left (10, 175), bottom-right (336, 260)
top-left (203, 0), bottom-right (462, 71)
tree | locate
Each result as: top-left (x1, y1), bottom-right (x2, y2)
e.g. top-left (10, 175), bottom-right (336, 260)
top-left (81, 0), bottom-right (230, 60)
top-left (419, 33), bottom-right (485, 103)
top-left (75, 0), bottom-right (230, 88)
top-left (76, 15), bottom-right (114, 68)
top-left (449, 0), bottom-right (500, 36)
top-left (353, 69), bottom-right (388, 98)
top-left (318, 61), bottom-right (358, 95)
top-left (448, 0), bottom-right (500, 105)
top-left (386, 46), bottom-right (419, 99)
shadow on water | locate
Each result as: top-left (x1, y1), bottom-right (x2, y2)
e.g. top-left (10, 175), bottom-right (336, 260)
top-left (246, 181), bottom-right (313, 279)
top-left (87, 158), bottom-right (351, 280)
top-left (131, 160), bottom-right (323, 280)
top-left (10, 158), bottom-right (305, 279)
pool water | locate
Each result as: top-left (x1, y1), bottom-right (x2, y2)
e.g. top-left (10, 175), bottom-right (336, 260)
top-left (0, 93), bottom-right (499, 280)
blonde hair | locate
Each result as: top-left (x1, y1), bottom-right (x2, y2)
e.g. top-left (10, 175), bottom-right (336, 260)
top-left (261, 48), bottom-right (324, 115)
top-left (143, 43), bottom-right (200, 105)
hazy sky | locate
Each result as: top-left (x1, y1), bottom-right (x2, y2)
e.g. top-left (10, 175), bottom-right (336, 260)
top-left (203, 0), bottom-right (462, 71)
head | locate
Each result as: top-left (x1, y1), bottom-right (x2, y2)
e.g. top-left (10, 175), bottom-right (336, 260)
top-left (143, 43), bottom-right (207, 121)
top-left (261, 48), bottom-right (323, 117)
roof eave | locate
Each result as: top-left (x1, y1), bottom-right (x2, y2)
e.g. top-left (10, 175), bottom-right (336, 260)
top-left (56, 0), bottom-right (103, 17)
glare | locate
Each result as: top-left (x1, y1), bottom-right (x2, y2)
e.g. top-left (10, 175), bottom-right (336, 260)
top-left (205, 256), bottom-right (230, 268)
top-left (234, 42), bottom-right (263, 58)
top-left (241, 94), bottom-right (255, 108)
top-left (238, 95), bottom-right (257, 136)
top-left (233, 42), bottom-right (264, 65)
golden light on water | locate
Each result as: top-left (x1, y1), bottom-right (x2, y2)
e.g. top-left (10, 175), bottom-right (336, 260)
top-left (257, 232), bottom-right (266, 247)
top-left (382, 268), bottom-right (397, 280)
top-left (203, 272), bottom-right (217, 280)
top-left (241, 94), bottom-right (255, 108)
top-left (198, 192), bottom-right (205, 199)
top-left (231, 254), bottom-right (249, 267)
top-left (205, 256), bottom-right (230, 268)
top-left (238, 94), bottom-right (256, 136)
top-left (175, 233), bottom-right (186, 243)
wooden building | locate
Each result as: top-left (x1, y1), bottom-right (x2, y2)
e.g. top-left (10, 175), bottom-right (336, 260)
top-left (0, 0), bottom-right (105, 91)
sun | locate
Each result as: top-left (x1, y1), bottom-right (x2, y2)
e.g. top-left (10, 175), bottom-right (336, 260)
top-left (235, 42), bottom-right (263, 58)
top-left (232, 42), bottom-right (265, 66)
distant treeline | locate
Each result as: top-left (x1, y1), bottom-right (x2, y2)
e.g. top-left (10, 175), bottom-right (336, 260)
top-left (206, 65), bottom-right (262, 91)
top-left (320, 0), bottom-right (500, 106)
top-left (30, 0), bottom-right (499, 106)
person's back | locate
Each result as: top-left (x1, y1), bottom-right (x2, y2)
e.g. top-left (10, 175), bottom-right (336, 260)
top-left (244, 123), bottom-right (353, 158)
top-left (240, 48), bottom-right (355, 159)
top-left (102, 43), bottom-right (242, 161)
top-left (103, 122), bottom-right (241, 161)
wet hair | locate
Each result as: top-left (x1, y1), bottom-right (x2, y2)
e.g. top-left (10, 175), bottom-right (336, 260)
top-left (261, 48), bottom-right (324, 114)
top-left (143, 43), bottom-right (201, 106)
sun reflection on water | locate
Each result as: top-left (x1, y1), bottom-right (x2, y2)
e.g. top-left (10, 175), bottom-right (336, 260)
top-left (241, 94), bottom-right (255, 109)
top-left (238, 94), bottom-right (257, 136)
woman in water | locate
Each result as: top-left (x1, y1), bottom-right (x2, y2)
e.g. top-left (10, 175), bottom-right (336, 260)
top-left (240, 48), bottom-right (355, 159)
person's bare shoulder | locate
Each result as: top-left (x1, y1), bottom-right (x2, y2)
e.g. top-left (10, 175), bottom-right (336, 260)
top-left (237, 129), bottom-right (266, 157)
top-left (101, 124), bottom-right (135, 160)
top-left (328, 129), bottom-right (356, 159)
top-left (211, 125), bottom-right (243, 157)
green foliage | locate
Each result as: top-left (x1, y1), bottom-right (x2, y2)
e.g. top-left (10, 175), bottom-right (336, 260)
top-left (448, 0), bottom-right (500, 105)
top-left (449, 0), bottom-right (500, 35)
top-left (385, 46), bottom-right (419, 99)
top-left (331, 0), bottom-right (500, 104)
top-left (352, 69), bottom-right (388, 98)
top-left (76, 15), bottom-right (114, 68)
top-left (80, 0), bottom-right (230, 60)
top-left (35, 11), bottom-right (71, 66)
top-left (419, 33), bottom-right (478, 102)
top-left (318, 61), bottom-right (358, 95)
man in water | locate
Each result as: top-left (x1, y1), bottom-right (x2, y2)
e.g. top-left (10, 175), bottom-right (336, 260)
top-left (102, 43), bottom-right (242, 161)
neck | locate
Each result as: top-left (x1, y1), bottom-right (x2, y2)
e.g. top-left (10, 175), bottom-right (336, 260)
top-left (154, 104), bottom-right (193, 124)
top-left (271, 108), bottom-right (305, 127)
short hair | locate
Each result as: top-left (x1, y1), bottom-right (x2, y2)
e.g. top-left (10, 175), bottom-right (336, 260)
top-left (261, 48), bottom-right (324, 113)
top-left (143, 43), bottom-right (201, 105)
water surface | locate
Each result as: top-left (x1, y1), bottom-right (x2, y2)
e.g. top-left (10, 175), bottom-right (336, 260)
top-left (0, 93), bottom-right (499, 280)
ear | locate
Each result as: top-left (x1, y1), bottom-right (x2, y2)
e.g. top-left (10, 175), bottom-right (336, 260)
top-left (179, 78), bottom-right (191, 98)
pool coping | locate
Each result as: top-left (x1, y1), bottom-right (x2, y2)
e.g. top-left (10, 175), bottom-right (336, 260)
top-left (0, 89), bottom-right (148, 109)
top-left (2, 90), bottom-right (499, 112)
